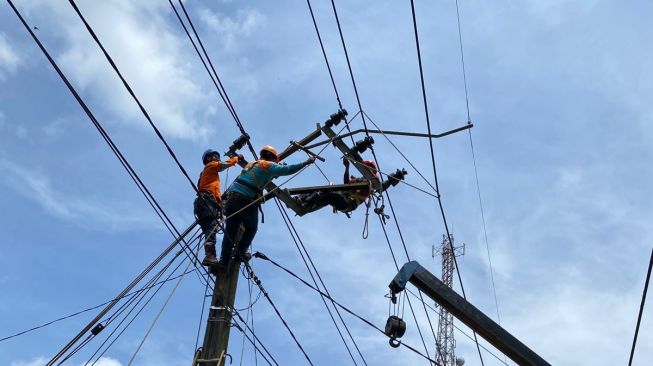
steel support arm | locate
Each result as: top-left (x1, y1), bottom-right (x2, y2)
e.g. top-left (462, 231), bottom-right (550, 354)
top-left (389, 261), bottom-right (551, 366)
top-left (304, 123), bottom-right (473, 150)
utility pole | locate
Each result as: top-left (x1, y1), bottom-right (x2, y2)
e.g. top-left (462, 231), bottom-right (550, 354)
top-left (435, 234), bottom-right (465, 366)
top-left (195, 227), bottom-right (244, 366)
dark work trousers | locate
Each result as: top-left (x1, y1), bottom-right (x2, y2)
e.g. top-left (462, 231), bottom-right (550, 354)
top-left (306, 192), bottom-right (357, 213)
top-left (220, 192), bottom-right (259, 263)
top-left (194, 192), bottom-right (222, 247)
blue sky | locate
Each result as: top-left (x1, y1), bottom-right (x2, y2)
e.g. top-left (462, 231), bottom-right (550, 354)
top-left (1, 0), bottom-right (652, 365)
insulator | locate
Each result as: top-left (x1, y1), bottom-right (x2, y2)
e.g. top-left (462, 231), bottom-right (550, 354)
top-left (353, 136), bottom-right (375, 153)
top-left (325, 109), bottom-right (348, 127)
top-left (91, 323), bottom-right (104, 336)
top-left (226, 133), bottom-right (250, 155)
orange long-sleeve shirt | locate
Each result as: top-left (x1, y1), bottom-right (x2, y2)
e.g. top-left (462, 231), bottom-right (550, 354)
top-left (198, 156), bottom-right (239, 201)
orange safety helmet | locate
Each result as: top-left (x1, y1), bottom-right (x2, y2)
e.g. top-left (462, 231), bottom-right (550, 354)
top-left (260, 145), bottom-right (279, 162)
top-left (363, 160), bottom-right (378, 175)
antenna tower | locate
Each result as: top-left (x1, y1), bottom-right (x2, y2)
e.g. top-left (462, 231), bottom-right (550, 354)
top-left (434, 234), bottom-right (465, 366)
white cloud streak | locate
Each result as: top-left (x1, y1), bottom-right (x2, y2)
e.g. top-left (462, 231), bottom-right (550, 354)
top-left (0, 32), bottom-right (21, 79)
top-left (0, 157), bottom-right (158, 231)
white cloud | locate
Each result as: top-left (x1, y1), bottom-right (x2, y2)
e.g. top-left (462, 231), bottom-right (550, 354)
top-left (0, 157), bottom-right (158, 231)
top-left (11, 357), bottom-right (47, 366)
top-left (0, 33), bottom-right (21, 79)
top-left (19, 0), bottom-right (216, 141)
top-left (10, 357), bottom-right (122, 366)
top-left (198, 7), bottom-right (265, 52)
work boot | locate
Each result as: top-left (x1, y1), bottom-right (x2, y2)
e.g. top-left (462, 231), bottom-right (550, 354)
top-left (202, 244), bottom-right (218, 267)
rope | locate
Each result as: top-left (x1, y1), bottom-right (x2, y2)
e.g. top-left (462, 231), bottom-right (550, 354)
top-left (128, 258), bottom-right (194, 365)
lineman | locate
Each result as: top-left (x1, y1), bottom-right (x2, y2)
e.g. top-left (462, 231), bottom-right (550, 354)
top-left (194, 149), bottom-right (239, 266)
top-left (298, 158), bottom-right (379, 214)
top-left (219, 145), bottom-right (316, 265)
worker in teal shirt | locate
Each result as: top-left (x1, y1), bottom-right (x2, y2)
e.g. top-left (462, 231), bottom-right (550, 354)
top-left (220, 145), bottom-right (315, 265)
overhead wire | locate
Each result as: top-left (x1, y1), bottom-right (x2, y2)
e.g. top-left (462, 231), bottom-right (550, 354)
top-left (324, 2), bottom-right (440, 360)
top-left (0, 267), bottom-right (198, 343)
top-left (256, 253), bottom-right (441, 365)
top-left (67, 0), bottom-right (198, 193)
top-left (451, 0), bottom-right (504, 327)
top-left (170, 0), bottom-right (259, 158)
top-left (128, 249), bottom-right (196, 365)
top-left (274, 199), bottom-right (368, 366)
top-left (405, 288), bottom-right (509, 366)
top-left (628, 247), bottom-right (652, 366)
top-left (242, 261), bottom-right (316, 366)
top-left (85, 243), bottom-right (200, 365)
top-left (408, 1), bottom-right (485, 364)
top-left (5, 3), bottom-right (213, 326)
top-left (57, 235), bottom-right (201, 365)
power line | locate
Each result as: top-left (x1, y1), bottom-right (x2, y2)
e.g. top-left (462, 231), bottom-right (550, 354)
top-left (628, 247), bottom-right (653, 366)
top-left (6, 0), bottom-right (212, 299)
top-left (255, 252), bottom-right (441, 365)
top-left (325, 2), bottom-right (439, 359)
top-left (84, 246), bottom-right (199, 365)
top-left (242, 261), bottom-right (316, 366)
top-left (408, 1), bottom-right (485, 364)
top-left (0, 267), bottom-right (198, 343)
top-left (305, 0), bottom-right (343, 110)
top-left (170, 0), bottom-right (259, 158)
top-left (274, 199), bottom-right (368, 366)
top-left (67, 0), bottom-right (198, 193)
top-left (405, 288), bottom-right (509, 366)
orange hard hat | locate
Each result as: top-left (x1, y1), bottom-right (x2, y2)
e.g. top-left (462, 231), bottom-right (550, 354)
top-left (260, 145), bottom-right (279, 162)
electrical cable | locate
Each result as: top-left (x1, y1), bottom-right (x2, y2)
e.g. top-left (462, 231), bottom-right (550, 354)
top-left (57, 240), bottom-right (198, 365)
top-left (628, 247), bottom-right (653, 366)
top-left (323, 4), bottom-right (441, 361)
top-left (232, 310), bottom-right (279, 366)
top-left (405, 288), bottom-right (509, 366)
top-left (242, 261), bottom-right (316, 366)
top-left (256, 253), bottom-right (441, 365)
top-left (6, 0), bottom-right (213, 306)
top-left (67, 0), bottom-right (198, 193)
top-left (128, 256), bottom-right (195, 365)
top-left (408, 1), bottom-right (485, 363)
top-left (86, 248), bottom-right (198, 365)
top-left (274, 199), bottom-right (367, 366)
top-left (468, 131), bottom-right (502, 324)
top-left (231, 316), bottom-right (278, 366)
top-left (171, 0), bottom-right (259, 158)
top-left (0, 267), bottom-right (198, 343)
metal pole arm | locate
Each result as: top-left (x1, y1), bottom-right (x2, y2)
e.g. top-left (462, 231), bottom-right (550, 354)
top-left (389, 261), bottom-right (551, 366)
top-left (304, 123), bottom-right (473, 150)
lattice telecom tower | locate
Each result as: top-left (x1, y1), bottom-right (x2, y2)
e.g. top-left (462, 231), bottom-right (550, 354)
top-left (434, 234), bottom-right (465, 366)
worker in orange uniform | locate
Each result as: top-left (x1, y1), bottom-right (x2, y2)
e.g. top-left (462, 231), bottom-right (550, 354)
top-left (298, 158), bottom-right (379, 214)
top-left (220, 145), bottom-right (315, 266)
top-left (195, 149), bottom-right (240, 266)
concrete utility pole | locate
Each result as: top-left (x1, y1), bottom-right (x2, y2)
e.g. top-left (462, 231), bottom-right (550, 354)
top-left (196, 258), bottom-right (241, 366)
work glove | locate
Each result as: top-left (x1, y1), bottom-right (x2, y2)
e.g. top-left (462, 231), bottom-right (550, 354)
top-left (305, 156), bottom-right (317, 165)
